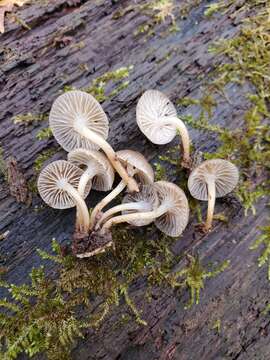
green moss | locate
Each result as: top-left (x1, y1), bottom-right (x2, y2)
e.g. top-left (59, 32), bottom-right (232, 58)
top-left (33, 148), bottom-right (58, 172)
top-left (250, 225), bottom-right (270, 279)
top-left (0, 147), bottom-right (7, 180)
top-left (36, 127), bottom-right (53, 141)
top-left (12, 113), bottom-right (48, 125)
top-left (212, 319), bottom-right (221, 333)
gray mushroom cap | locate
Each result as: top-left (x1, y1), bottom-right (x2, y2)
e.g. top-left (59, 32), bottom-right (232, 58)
top-left (136, 89), bottom-right (177, 145)
top-left (121, 184), bottom-right (159, 226)
top-left (38, 160), bottom-right (91, 209)
top-left (188, 159), bottom-right (239, 201)
top-left (68, 148), bottom-right (115, 191)
top-left (49, 90), bottom-right (109, 152)
top-left (154, 181), bottom-right (189, 237)
top-left (116, 149), bottom-right (154, 184)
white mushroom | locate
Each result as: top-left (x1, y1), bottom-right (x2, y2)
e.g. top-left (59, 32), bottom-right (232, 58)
top-left (68, 148), bottom-right (114, 196)
top-left (49, 90), bottom-right (138, 192)
top-left (188, 159), bottom-right (239, 232)
top-left (90, 149), bottom-right (154, 229)
top-left (37, 160), bottom-right (91, 232)
top-left (136, 89), bottom-right (191, 167)
top-left (100, 181), bottom-right (189, 237)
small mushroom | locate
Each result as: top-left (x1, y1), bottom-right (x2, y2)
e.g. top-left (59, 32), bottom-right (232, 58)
top-left (90, 149), bottom-right (154, 229)
top-left (188, 159), bottom-right (239, 232)
top-left (38, 160), bottom-right (91, 232)
top-left (49, 90), bottom-right (138, 192)
top-left (95, 184), bottom-right (159, 229)
top-left (100, 181), bottom-right (189, 237)
top-left (136, 89), bottom-right (191, 167)
top-left (67, 148), bottom-right (114, 196)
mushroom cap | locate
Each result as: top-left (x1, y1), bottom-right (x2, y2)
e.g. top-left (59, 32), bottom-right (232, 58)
top-left (38, 160), bottom-right (91, 209)
top-left (49, 90), bottom-right (109, 152)
top-left (68, 148), bottom-right (115, 191)
top-left (122, 184), bottom-right (159, 226)
top-left (116, 149), bottom-right (154, 184)
top-left (136, 89), bottom-right (177, 145)
top-left (188, 159), bottom-right (239, 201)
top-left (154, 181), bottom-right (189, 237)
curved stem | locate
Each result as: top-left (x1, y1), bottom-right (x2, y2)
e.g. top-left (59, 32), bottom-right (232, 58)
top-left (89, 180), bottom-right (126, 229)
top-left (100, 204), bottom-right (167, 234)
top-left (78, 169), bottom-right (94, 197)
top-left (64, 183), bottom-right (90, 231)
top-left (75, 124), bottom-right (139, 193)
top-left (95, 201), bottom-right (151, 229)
top-left (205, 179), bottom-right (216, 231)
top-left (161, 116), bottom-right (190, 166)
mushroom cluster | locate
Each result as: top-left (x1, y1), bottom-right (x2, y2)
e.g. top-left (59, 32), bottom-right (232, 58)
top-left (38, 89), bottom-right (239, 258)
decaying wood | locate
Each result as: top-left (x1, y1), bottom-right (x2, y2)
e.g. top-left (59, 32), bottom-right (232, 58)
top-left (0, 1), bottom-right (269, 359)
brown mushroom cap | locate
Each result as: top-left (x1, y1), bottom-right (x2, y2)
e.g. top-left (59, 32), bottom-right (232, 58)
top-left (116, 149), bottom-right (154, 184)
top-left (136, 89), bottom-right (177, 145)
top-left (68, 149), bottom-right (115, 191)
top-left (121, 184), bottom-right (159, 226)
top-left (154, 181), bottom-right (189, 237)
top-left (188, 159), bottom-right (239, 201)
top-left (49, 90), bottom-right (109, 152)
top-left (38, 160), bottom-right (91, 209)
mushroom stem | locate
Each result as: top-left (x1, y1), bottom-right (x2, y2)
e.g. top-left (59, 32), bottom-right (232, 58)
top-left (78, 167), bottom-right (97, 196)
top-left (205, 179), bottom-right (216, 231)
top-left (95, 201), bottom-right (152, 229)
top-left (100, 204), bottom-right (168, 234)
top-left (161, 116), bottom-right (190, 166)
top-left (64, 183), bottom-right (90, 231)
top-left (74, 124), bottom-right (139, 193)
top-left (89, 180), bottom-right (126, 229)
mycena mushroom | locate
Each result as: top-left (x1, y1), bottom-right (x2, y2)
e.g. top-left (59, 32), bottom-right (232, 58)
top-left (188, 159), bottom-right (239, 232)
top-left (67, 148), bottom-right (114, 197)
top-left (136, 89), bottom-right (191, 168)
top-left (99, 181), bottom-right (189, 237)
top-left (37, 160), bottom-right (91, 232)
top-left (49, 90), bottom-right (139, 192)
top-left (90, 149), bottom-right (154, 229)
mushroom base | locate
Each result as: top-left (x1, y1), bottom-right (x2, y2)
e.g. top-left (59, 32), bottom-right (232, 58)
top-left (194, 222), bottom-right (212, 234)
top-left (72, 229), bottom-right (113, 258)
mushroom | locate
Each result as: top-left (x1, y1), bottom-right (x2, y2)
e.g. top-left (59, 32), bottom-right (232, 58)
top-left (89, 149), bottom-right (154, 229)
top-left (100, 181), bottom-right (189, 237)
top-left (67, 148), bottom-right (114, 196)
top-left (38, 160), bottom-right (91, 232)
top-left (95, 184), bottom-right (159, 229)
top-left (49, 90), bottom-right (139, 192)
top-left (136, 89), bottom-right (191, 168)
top-left (188, 159), bottom-right (239, 232)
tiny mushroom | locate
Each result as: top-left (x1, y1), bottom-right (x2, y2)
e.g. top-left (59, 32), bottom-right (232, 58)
top-left (90, 149), bottom-right (154, 229)
top-left (95, 184), bottom-right (159, 229)
top-left (136, 89), bottom-right (191, 168)
top-left (38, 160), bottom-right (91, 232)
top-left (100, 181), bottom-right (189, 237)
top-left (67, 148), bottom-right (114, 196)
top-left (49, 90), bottom-right (139, 192)
top-left (188, 159), bottom-right (239, 232)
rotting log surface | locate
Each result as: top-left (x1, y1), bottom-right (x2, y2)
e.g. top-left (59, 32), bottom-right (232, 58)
top-left (0, 1), bottom-right (269, 359)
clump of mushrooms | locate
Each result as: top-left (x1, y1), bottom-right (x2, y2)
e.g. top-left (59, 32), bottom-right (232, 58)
top-left (49, 90), bottom-right (139, 193)
top-left (136, 89), bottom-right (191, 168)
top-left (188, 159), bottom-right (239, 232)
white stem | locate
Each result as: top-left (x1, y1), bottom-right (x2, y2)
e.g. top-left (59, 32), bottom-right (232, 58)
top-left (95, 201), bottom-right (151, 229)
top-left (89, 180), bottom-right (126, 229)
top-left (101, 204), bottom-right (168, 234)
top-left (78, 167), bottom-right (96, 196)
top-left (74, 124), bottom-right (139, 192)
top-left (64, 182), bottom-right (90, 231)
top-left (161, 116), bottom-right (190, 164)
top-left (205, 179), bottom-right (216, 231)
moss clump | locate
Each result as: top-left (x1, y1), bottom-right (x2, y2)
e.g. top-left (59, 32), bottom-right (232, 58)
top-left (33, 148), bottom-right (58, 172)
top-left (0, 228), bottom-right (228, 359)
top-left (12, 113), bottom-right (48, 125)
top-left (250, 225), bottom-right (270, 279)
top-left (36, 127), bottom-right (53, 141)
top-left (64, 66), bottom-right (134, 103)
top-left (0, 147), bottom-right (7, 180)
